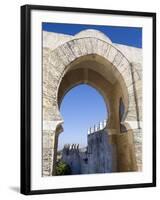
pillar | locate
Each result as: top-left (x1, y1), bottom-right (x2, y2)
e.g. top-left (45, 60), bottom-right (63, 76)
top-left (42, 120), bottom-right (63, 176)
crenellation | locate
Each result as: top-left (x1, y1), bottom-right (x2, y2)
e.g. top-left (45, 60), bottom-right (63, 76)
top-left (88, 120), bottom-right (108, 135)
top-left (61, 121), bottom-right (115, 174)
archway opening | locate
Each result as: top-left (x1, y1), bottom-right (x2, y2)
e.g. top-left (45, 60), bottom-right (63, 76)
top-left (58, 84), bottom-right (108, 151)
top-left (54, 53), bottom-right (136, 175)
top-left (57, 83), bottom-right (117, 174)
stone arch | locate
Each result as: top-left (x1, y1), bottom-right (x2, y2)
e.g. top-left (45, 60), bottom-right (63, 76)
top-left (43, 35), bottom-right (140, 175)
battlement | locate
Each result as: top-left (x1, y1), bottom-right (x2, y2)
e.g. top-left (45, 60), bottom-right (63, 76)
top-left (63, 144), bottom-right (79, 150)
top-left (87, 119), bottom-right (107, 135)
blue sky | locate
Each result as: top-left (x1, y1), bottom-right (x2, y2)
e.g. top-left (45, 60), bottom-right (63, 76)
top-left (59, 84), bottom-right (107, 149)
top-left (42, 22), bottom-right (142, 150)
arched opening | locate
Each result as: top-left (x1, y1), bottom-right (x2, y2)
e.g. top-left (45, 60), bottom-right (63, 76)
top-left (58, 84), bottom-right (108, 150)
top-left (119, 98), bottom-right (125, 122)
top-left (51, 53), bottom-right (137, 175)
top-left (57, 84), bottom-right (109, 174)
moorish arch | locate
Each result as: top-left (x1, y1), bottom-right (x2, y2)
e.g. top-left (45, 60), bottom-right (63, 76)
top-left (42, 29), bottom-right (142, 176)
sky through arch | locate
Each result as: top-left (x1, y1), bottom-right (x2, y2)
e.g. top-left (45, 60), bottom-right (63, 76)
top-left (58, 84), bottom-right (107, 150)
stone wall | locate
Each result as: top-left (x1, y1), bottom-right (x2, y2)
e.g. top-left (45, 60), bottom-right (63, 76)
top-left (87, 128), bottom-right (116, 173)
top-left (62, 144), bottom-right (81, 174)
top-left (61, 121), bottom-right (116, 174)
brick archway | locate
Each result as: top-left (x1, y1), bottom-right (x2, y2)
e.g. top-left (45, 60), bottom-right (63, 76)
top-left (43, 35), bottom-right (141, 176)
